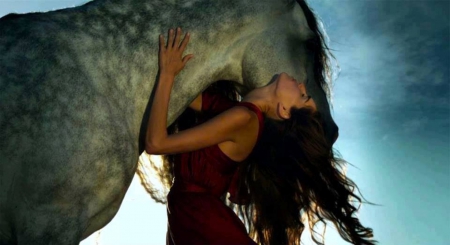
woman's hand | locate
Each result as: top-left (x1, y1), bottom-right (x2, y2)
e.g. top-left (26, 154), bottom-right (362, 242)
top-left (159, 27), bottom-right (194, 77)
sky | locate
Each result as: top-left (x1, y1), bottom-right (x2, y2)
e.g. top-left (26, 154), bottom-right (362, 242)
top-left (1, 0), bottom-right (449, 244)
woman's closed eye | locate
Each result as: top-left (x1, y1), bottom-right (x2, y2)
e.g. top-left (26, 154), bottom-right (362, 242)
top-left (306, 95), bottom-right (311, 102)
top-left (302, 94), bottom-right (311, 102)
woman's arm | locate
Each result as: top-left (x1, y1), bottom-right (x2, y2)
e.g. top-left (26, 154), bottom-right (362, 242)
top-left (145, 27), bottom-right (192, 151)
top-left (145, 28), bottom-right (251, 155)
top-left (146, 106), bottom-right (251, 154)
top-left (145, 71), bottom-right (175, 150)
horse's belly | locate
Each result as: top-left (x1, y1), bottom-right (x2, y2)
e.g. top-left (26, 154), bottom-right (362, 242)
top-left (0, 163), bottom-right (16, 245)
top-left (0, 222), bottom-right (14, 245)
top-left (0, 112), bottom-right (138, 235)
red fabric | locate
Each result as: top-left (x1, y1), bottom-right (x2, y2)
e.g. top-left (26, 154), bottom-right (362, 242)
top-left (166, 90), bottom-right (264, 245)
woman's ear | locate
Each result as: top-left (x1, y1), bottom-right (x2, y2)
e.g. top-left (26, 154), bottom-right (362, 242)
top-left (277, 102), bottom-right (290, 120)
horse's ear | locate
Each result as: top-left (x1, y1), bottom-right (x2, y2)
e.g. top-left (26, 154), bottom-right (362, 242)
top-left (283, 0), bottom-right (297, 8)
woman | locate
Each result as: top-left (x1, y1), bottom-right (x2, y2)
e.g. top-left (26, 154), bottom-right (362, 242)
top-left (145, 27), bottom-right (378, 245)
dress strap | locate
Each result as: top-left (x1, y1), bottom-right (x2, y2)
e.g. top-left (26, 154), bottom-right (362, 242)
top-left (237, 101), bottom-right (264, 142)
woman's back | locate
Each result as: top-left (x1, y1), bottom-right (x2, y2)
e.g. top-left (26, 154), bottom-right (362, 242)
top-left (165, 90), bottom-right (262, 245)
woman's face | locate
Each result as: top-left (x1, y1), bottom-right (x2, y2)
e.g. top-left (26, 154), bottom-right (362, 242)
top-left (275, 72), bottom-right (317, 118)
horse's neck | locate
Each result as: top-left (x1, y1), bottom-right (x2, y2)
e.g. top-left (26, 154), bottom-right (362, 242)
top-left (77, 0), bottom-right (283, 37)
top-left (63, 0), bottom-right (284, 121)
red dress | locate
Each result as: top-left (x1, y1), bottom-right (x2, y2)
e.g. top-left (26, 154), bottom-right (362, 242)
top-left (166, 90), bottom-right (264, 245)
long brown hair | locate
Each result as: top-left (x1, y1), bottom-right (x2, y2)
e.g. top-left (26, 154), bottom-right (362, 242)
top-left (231, 104), bottom-right (378, 244)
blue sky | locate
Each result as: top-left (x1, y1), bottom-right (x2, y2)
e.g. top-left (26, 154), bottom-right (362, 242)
top-left (1, 0), bottom-right (449, 244)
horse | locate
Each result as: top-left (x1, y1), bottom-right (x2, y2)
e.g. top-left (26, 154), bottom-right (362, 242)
top-left (0, 0), bottom-right (339, 244)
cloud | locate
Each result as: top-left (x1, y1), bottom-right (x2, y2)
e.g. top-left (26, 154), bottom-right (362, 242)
top-left (311, 0), bottom-right (449, 114)
top-left (402, 117), bottom-right (430, 134)
top-left (308, 0), bottom-right (449, 146)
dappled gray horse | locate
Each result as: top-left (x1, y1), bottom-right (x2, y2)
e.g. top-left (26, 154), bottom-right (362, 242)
top-left (0, 0), bottom-right (339, 244)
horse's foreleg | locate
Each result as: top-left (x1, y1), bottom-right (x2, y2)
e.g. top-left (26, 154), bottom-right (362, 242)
top-left (80, 194), bottom-right (125, 241)
top-left (15, 207), bottom-right (84, 245)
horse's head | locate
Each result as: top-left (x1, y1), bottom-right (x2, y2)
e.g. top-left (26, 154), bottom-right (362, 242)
top-left (240, 0), bottom-right (339, 145)
top-left (155, 0), bottom-right (338, 146)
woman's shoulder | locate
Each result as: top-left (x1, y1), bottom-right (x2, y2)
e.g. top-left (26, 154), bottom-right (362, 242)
top-left (233, 104), bottom-right (259, 121)
top-left (223, 105), bottom-right (254, 125)
top-left (218, 105), bottom-right (261, 162)
top-left (234, 102), bottom-right (264, 130)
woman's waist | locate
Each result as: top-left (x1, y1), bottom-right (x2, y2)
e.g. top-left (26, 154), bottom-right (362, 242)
top-left (170, 178), bottom-right (227, 197)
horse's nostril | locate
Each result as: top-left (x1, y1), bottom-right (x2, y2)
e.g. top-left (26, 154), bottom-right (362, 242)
top-left (330, 124), bottom-right (339, 144)
top-left (333, 130), bottom-right (339, 144)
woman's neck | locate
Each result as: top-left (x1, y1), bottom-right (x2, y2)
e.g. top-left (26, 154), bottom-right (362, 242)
top-left (242, 82), bottom-right (280, 120)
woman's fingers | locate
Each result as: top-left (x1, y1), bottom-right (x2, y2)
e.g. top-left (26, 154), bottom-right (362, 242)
top-left (159, 34), bottom-right (165, 51)
top-left (167, 29), bottom-right (174, 50)
top-left (158, 28), bottom-right (193, 75)
top-left (179, 32), bottom-right (190, 52)
top-left (182, 54), bottom-right (194, 65)
top-left (161, 27), bottom-right (190, 52)
top-left (166, 28), bottom-right (189, 50)
top-left (174, 27), bottom-right (181, 49)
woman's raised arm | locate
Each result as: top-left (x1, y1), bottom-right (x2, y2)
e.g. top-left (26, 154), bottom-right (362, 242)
top-left (145, 27), bottom-right (251, 155)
